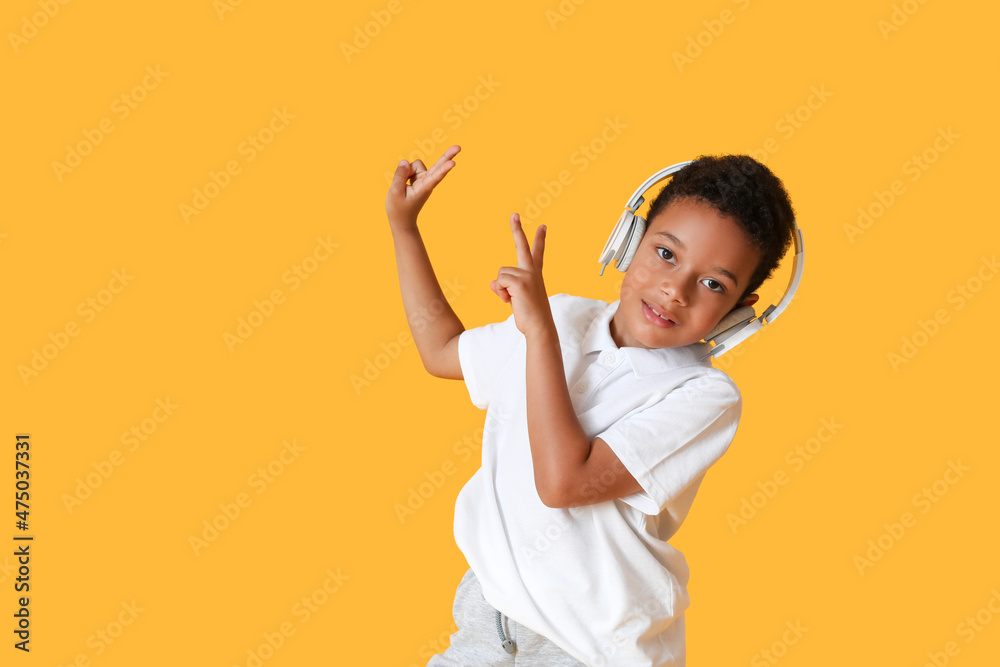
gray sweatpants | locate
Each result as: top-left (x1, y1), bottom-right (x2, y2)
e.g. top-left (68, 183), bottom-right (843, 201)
top-left (427, 568), bottom-right (587, 666)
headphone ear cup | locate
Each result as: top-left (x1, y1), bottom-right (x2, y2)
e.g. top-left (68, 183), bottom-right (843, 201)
top-left (616, 215), bottom-right (646, 272)
top-left (599, 210), bottom-right (636, 273)
top-left (705, 305), bottom-right (756, 342)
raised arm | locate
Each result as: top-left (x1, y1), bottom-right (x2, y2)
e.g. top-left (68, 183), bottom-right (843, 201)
top-left (385, 145), bottom-right (465, 380)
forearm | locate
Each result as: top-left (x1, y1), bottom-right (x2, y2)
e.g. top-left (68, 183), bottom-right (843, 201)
top-left (524, 325), bottom-right (591, 505)
top-left (390, 225), bottom-right (464, 373)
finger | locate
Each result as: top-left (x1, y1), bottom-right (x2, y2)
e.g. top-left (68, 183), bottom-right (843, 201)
top-left (389, 160), bottom-right (411, 195)
top-left (533, 224), bottom-right (546, 272)
top-left (494, 270), bottom-right (517, 303)
top-left (492, 278), bottom-right (510, 302)
top-left (416, 156), bottom-right (457, 193)
top-left (491, 281), bottom-right (510, 303)
top-left (432, 145), bottom-right (461, 171)
top-left (509, 213), bottom-right (533, 269)
top-left (409, 160), bottom-right (428, 184)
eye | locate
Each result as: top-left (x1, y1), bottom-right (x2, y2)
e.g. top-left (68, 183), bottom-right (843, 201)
top-left (701, 278), bottom-right (725, 293)
top-left (656, 247), bottom-right (675, 264)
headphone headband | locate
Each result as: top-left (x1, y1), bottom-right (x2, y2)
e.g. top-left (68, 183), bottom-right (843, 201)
top-left (621, 161), bottom-right (693, 216)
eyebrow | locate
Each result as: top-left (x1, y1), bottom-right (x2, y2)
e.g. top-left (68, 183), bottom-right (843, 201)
top-left (654, 231), bottom-right (740, 288)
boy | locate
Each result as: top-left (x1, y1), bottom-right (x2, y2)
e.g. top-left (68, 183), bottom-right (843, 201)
top-left (386, 145), bottom-right (796, 666)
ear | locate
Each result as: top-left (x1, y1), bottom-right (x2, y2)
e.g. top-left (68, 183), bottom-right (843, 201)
top-left (738, 293), bottom-right (759, 309)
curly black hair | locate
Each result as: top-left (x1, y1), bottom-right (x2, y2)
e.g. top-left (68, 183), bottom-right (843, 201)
top-left (643, 155), bottom-right (797, 304)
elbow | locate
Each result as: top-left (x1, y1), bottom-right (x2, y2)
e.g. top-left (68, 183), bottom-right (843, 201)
top-left (534, 452), bottom-right (590, 509)
top-left (424, 360), bottom-right (461, 381)
top-left (538, 490), bottom-right (561, 509)
top-left (536, 476), bottom-right (570, 509)
top-left (420, 351), bottom-right (448, 379)
top-left (539, 491), bottom-right (564, 509)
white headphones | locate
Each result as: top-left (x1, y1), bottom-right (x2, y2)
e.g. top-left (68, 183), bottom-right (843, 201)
top-left (597, 160), bottom-right (804, 360)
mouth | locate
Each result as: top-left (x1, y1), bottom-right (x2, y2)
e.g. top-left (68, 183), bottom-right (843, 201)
top-left (642, 300), bottom-right (677, 328)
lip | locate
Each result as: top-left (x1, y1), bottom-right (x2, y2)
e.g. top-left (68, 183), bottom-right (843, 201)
top-left (642, 300), bottom-right (677, 328)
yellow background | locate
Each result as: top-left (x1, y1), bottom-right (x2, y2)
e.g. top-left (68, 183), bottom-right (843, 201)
top-left (3, 0), bottom-right (998, 664)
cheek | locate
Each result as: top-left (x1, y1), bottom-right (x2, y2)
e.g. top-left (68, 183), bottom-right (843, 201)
top-left (625, 261), bottom-right (653, 287)
top-left (707, 301), bottom-right (738, 325)
top-left (620, 270), bottom-right (645, 302)
top-left (619, 277), bottom-right (634, 304)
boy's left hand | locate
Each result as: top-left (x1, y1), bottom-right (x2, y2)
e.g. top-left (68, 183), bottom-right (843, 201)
top-left (491, 213), bottom-right (556, 339)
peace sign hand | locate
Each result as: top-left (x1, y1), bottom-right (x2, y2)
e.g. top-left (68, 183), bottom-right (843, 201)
top-left (490, 213), bottom-right (556, 339)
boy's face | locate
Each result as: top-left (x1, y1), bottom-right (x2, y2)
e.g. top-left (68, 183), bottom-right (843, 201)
top-left (610, 196), bottom-right (762, 350)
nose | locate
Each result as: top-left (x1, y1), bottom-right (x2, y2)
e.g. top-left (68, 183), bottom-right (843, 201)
top-left (660, 273), bottom-right (690, 306)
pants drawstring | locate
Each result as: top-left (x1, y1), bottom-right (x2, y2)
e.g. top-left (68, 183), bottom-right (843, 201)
top-left (494, 609), bottom-right (517, 654)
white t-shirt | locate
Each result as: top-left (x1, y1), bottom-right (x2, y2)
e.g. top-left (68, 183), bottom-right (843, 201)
top-left (454, 293), bottom-right (742, 666)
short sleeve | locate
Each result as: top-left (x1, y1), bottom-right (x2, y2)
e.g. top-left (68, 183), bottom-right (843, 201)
top-left (596, 373), bottom-right (742, 515)
top-left (457, 312), bottom-right (522, 410)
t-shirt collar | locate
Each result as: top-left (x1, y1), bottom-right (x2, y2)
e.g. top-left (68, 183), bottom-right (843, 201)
top-left (580, 299), bottom-right (712, 376)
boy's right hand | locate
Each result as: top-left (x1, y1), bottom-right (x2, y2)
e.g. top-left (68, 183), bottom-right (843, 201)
top-left (385, 144), bottom-right (461, 232)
